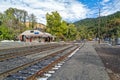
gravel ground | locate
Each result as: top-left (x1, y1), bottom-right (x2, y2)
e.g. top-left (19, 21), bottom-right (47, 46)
top-left (95, 43), bottom-right (120, 80)
top-left (0, 42), bottom-right (40, 50)
top-left (0, 56), bottom-right (33, 74)
top-left (48, 42), bottom-right (110, 80)
top-left (0, 42), bottom-right (58, 50)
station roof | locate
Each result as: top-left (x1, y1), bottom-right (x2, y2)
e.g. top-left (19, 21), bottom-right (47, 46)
top-left (20, 30), bottom-right (43, 36)
top-left (19, 30), bottom-right (53, 37)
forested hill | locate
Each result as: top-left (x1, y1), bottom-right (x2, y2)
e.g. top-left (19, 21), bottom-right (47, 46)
top-left (74, 11), bottom-right (120, 28)
top-left (74, 18), bottom-right (97, 27)
top-left (73, 11), bottom-right (120, 40)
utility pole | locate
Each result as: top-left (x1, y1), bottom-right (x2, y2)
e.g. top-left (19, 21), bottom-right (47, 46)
top-left (98, 7), bottom-right (101, 44)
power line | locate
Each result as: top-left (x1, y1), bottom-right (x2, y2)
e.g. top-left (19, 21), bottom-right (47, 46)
top-left (101, 0), bottom-right (120, 16)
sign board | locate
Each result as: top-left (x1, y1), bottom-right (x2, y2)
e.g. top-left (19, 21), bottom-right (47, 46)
top-left (34, 32), bottom-right (39, 34)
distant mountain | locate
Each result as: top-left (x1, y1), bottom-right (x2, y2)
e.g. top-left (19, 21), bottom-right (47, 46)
top-left (74, 18), bottom-right (97, 27)
top-left (74, 11), bottom-right (120, 28)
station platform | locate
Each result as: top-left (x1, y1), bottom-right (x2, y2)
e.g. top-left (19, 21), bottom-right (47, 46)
top-left (48, 42), bottom-right (110, 80)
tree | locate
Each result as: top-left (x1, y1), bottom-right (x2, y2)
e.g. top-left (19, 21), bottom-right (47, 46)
top-left (0, 13), bottom-right (3, 25)
top-left (28, 13), bottom-right (36, 29)
top-left (67, 23), bottom-right (77, 40)
top-left (0, 8), bottom-right (29, 40)
top-left (60, 21), bottom-right (68, 37)
top-left (4, 8), bottom-right (15, 29)
top-left (46, 11), bottom-right (63, 40)
top-left (4, 8), bottom-right (28, 33)
top-left (46, 11), bottom-right (62, 34)
top-left (77, 26), bottom-right (87, 40)
top-left (0, 25), bottom-right (15, 40)
top-left (46, 11), bottom-right (78, 41)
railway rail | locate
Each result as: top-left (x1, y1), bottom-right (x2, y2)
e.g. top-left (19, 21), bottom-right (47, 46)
top-left (0, 43), bottom-right (83, 80)
top-left (0, 43), bottom-right (66, 61)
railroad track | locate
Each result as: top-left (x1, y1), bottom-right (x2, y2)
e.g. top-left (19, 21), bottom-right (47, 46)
top-left (0, 44), bottom-right (70, 74)
top-left (27, 46), bottom-right (79, 80)
top-left (0, 43), bottom-right (83, 80)
top-left (0, 43), bottom-right (67, 61)
top-left (1, 45), bottom-right (72, 80)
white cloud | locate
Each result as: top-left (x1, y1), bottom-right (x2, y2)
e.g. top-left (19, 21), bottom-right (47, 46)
top-left (101, 0), bottom-right (110, 5)
top-left (101, 0), bottom-right (120, 16)
top-left (86, 0), bottom-right (120, 18)
top-left (104, 0), bottom-right (110, 3)
top-left (1, 0), bottom-right (120, 24)
top-left (0, 0), bottom-right (89, 24)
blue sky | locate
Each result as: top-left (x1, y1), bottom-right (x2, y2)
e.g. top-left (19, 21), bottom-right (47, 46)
top-left (0, 0), bottom-right (120, 24)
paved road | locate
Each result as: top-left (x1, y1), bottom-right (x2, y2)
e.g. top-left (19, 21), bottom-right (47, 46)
top-left (48, 42), bottom-right (110, 80)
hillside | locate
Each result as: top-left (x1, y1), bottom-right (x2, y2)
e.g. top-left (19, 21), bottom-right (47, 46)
top-left (74, 11), bottom-right (120, 28)
top-left (25, 22), bottom-right (46, 29)
top-left (74, 11), bottom-right (120, 39)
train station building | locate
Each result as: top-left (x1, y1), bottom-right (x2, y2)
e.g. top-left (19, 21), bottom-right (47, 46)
top-left (19, 30), bottom-right (54, 42)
